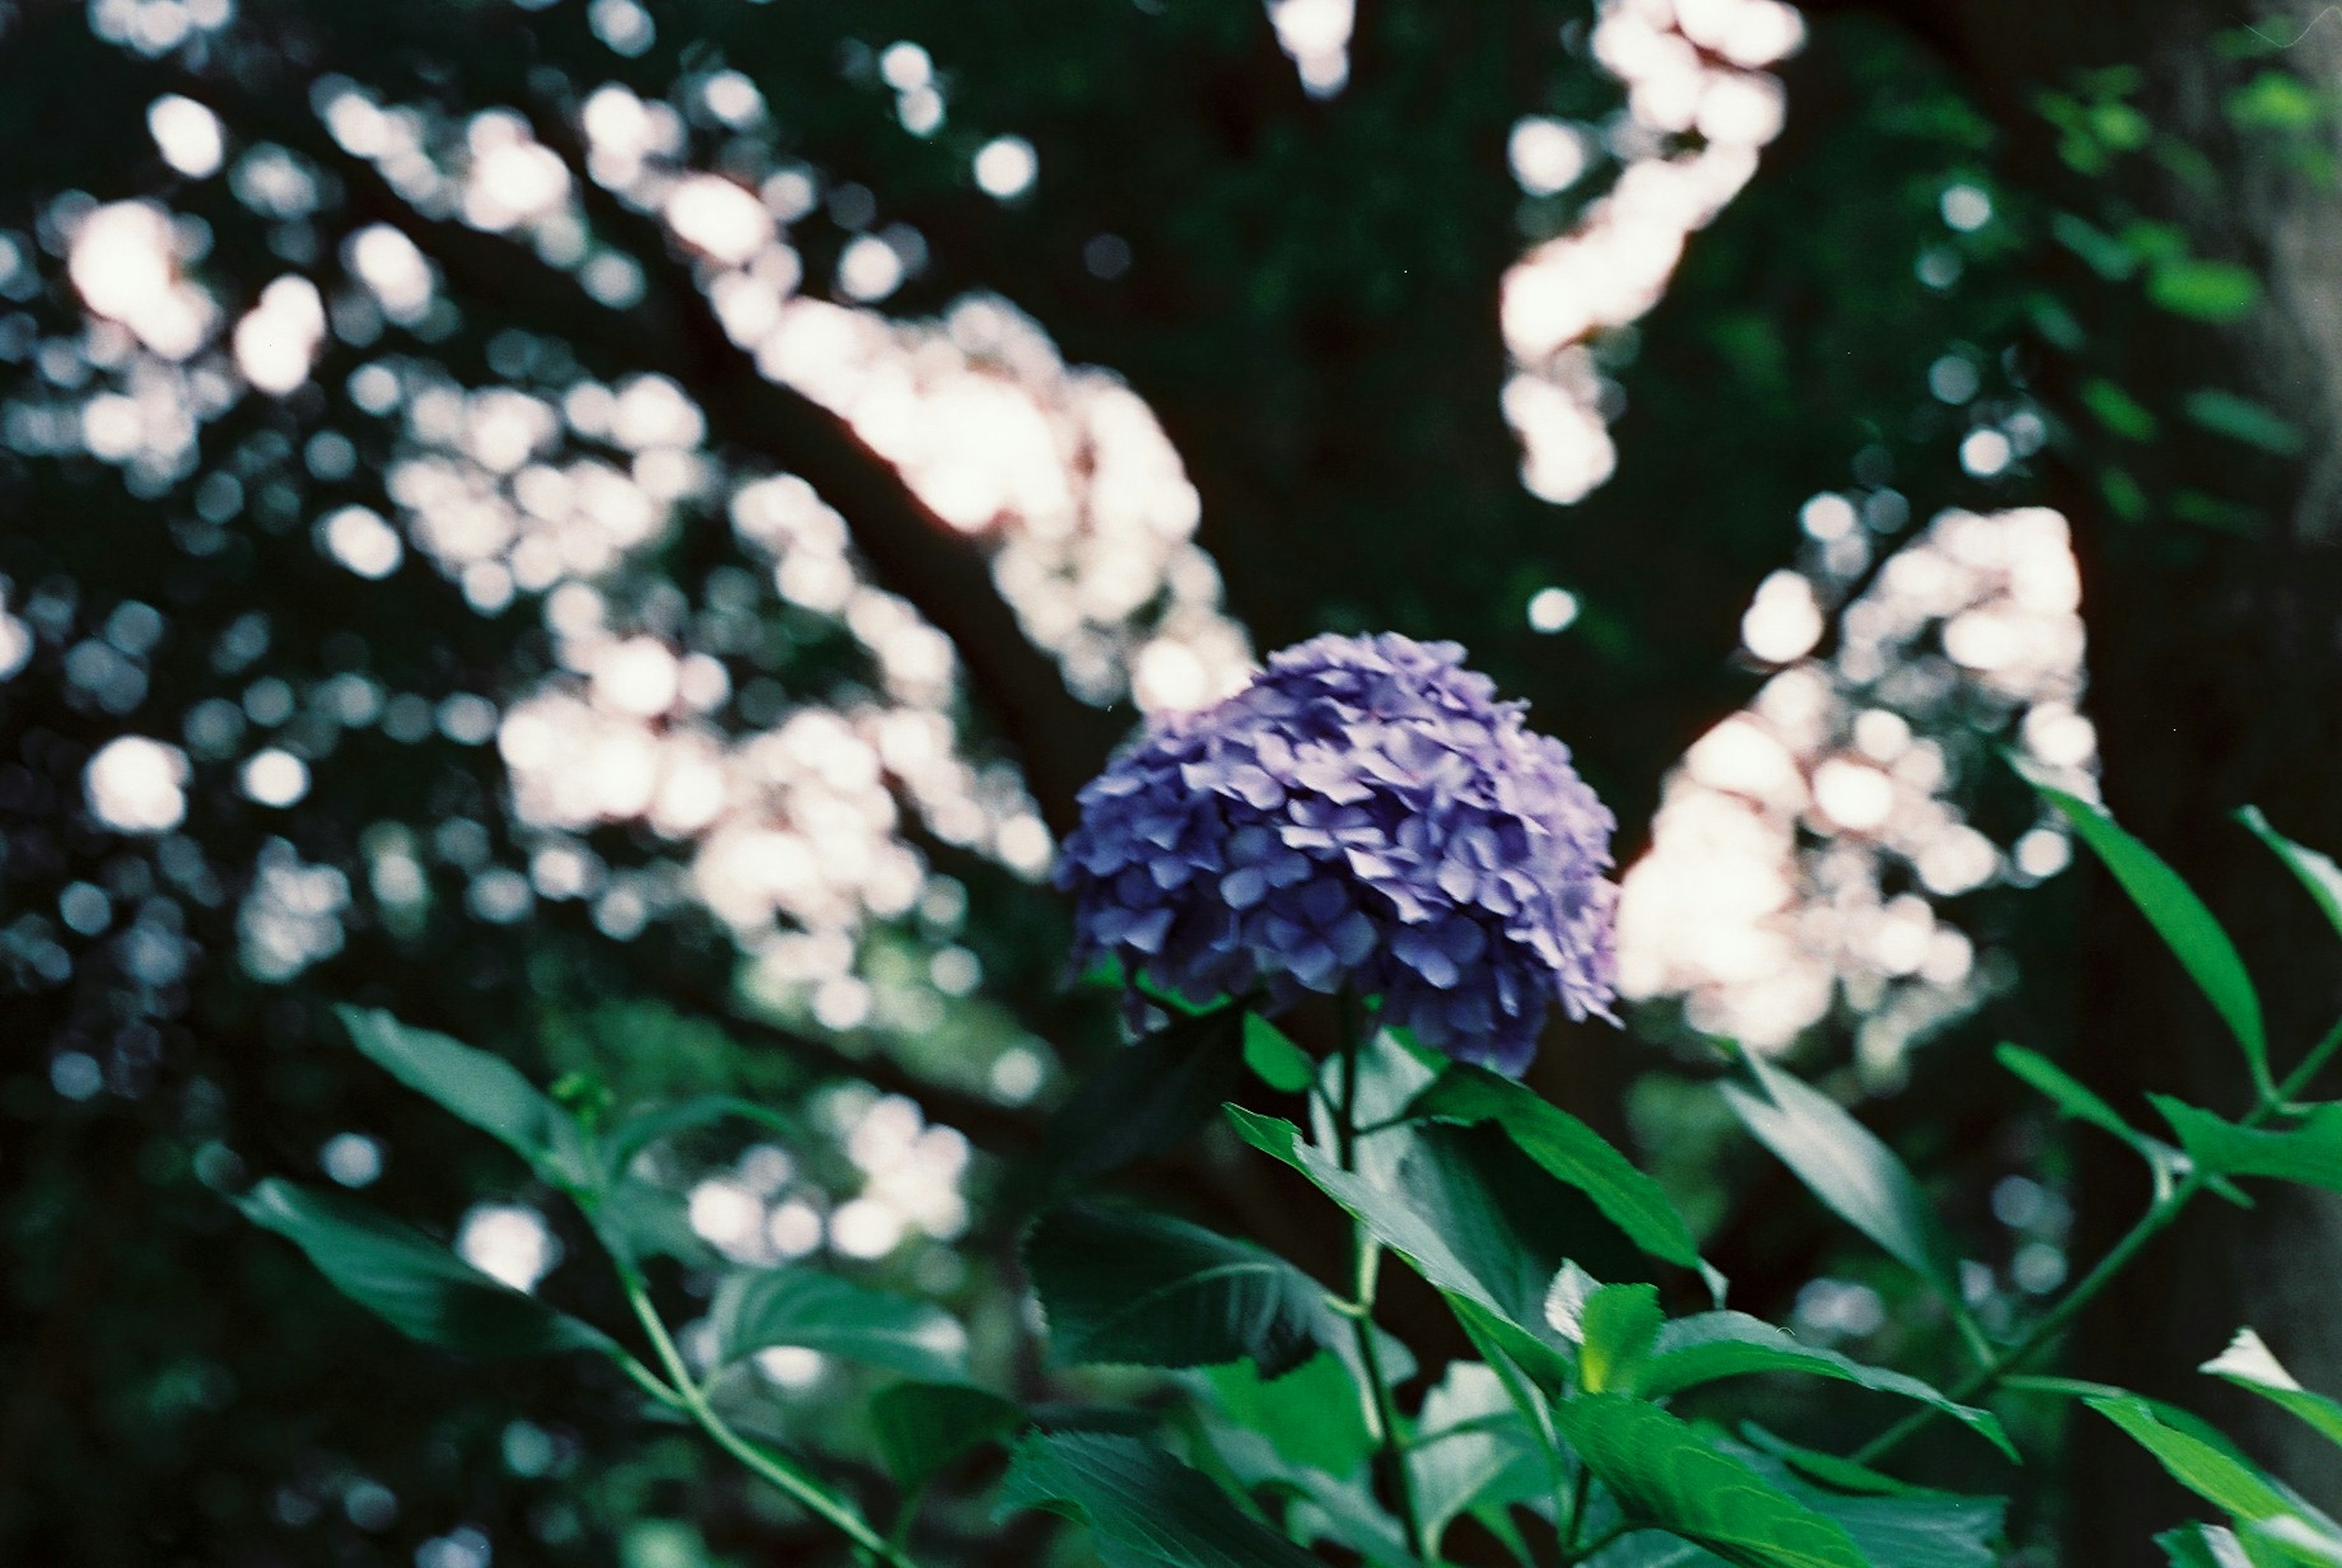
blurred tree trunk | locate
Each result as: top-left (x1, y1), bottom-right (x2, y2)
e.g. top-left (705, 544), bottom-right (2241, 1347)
top-left (1843, 0), bottom-right (2342, 1549)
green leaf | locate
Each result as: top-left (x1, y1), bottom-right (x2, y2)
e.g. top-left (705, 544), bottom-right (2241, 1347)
top-left (2238, 807), bottom-right (2342, 948)
top-left (2000, 1045), bottom-right (2254, 1204)
top-left (2052, 212), bottom-right (2140, 280)
top-left (871, 1381), bottom-right (1025, 1489)
top-left (2185, 390), bottom-right (2304, 457)
top-left (1201, 1351), bottom-right (1373, 1480)
top-left (1025, 1203), bottom-right (1341, 1378)
top-left (1042, 1004), bottom-right (1247, 1187)
top-left (1406, 1062), bottom-right (1708, 1275)
top-left (1225, 1106), bottom-right (1574, 1388)
top-left (1721, 1051), bottom-right (1963, 1301)
top-left (339, 1007), bottom-right (595, 1188)
top-left (1631, 1313), bottom-right (2016, 1461)
top-left (2150, 260), bottom-right (2261, 323)
top-left (1241, 1014), bottom-right (1316, 1094)
top-left (2157, 1523), bottom-right (2255, 1568)
top-left (711, 1269), bottom-right (967, 1381)
top-left (995, 1430), bottom-right (1321, 1568)
top-left (237, 1178), bottom-right (616, 1358)
top-left (1580, 1283), bottom-right (1664, 1394)
top-left (1410, 1361), bottom-right (1548, 1550)
top-left (2082, 378), bottom-right (2160, 441)
top-left (2202, 1329), bottom-right (2342, 1450)
top-left (1728, 1437), bottom-right (2007, 1568)
top-left (1552, 1395), bottom-right (1868, 1568)
top-left (2036, 787), bottom-right (2271, 1094)
top-left (2154, 1098), bottom-right (2342, 1192)
top-left (2086, 1395), bottom-right (2342, 1540)
top-left (598, 1095), bottom-right (803, 1183)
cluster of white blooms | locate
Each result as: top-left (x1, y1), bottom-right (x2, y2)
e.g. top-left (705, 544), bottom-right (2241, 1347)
top-left (1618, 506), bottom-right (2093, 1070)
top-left (1500, 0), bottom-right (1805, 504)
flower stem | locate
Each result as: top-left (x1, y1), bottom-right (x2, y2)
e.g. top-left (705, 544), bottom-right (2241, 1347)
top-left (1335, 1001), bottom-right (1432, 1564)
top-left (1853, 1008), bottom-right (2342, 1467)
top-left (621, 1276), bottom-right (916, 1568)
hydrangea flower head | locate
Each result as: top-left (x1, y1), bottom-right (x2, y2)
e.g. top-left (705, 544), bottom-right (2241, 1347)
top-left (1057, 632), bottom-right (1617, 1073)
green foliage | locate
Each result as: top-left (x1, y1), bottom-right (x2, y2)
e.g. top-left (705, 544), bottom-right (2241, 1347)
top-left (1720, 1050), bottom-right (1965, 1304)
top-left (995, 1429), bottom-right (1322, 1568)
top-left (2151, 1099), bottom-right (2342, 1192)
top-left (1406, 1062), bottom-right (1710, 1277)
top-left (2038, 786), bottom-right (2272, 1093)
top-left (1242, 1015), bottom-right (1318, 1094)
top-left (1040, 1004), bottom-right (1248, 1187)
top-left (340, 1006), bottom-right (597, 1189)
top-left (709, 1269), bottom-right (970, 1383)
top-left (2239, 807), bottom-right (2342, 946)
top-left (2201, 1329), bottom-right (2342, 1450)
top-left (238, 1178), bottom-right (618, 1359)
top-left (871, 1382), bottom-right (1026, 1489)
top-left (1025, 1203), bottom-right (1342, 1377)
top-left (1555, 1397), bottom-right (1868, 1568)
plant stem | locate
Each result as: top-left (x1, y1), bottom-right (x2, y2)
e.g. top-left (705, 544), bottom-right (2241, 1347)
top-left (1853, 1009), bottom-right (2342, 1467)
top-left (1559, 1462), bottom-right (1593, 1556)
top-left (1335, 1000), bottom-right (1433, 1564)
top-left (621, 1277), bottom-right (916, 1568)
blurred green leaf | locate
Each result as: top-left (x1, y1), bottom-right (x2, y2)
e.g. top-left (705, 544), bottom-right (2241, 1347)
top-left (2153, 1098), bottom-right (2342, 1192)
top-left (711, 1269), bottom-right (966, 1381)
top-left (340, 1006), bottom-right (595, 1189)
top-left (2185, 390), bottom-right (2303, 456)
top-left (1241, 1013), bottom-right (1317, 1094)
top-left (871, 1381), bottom-right (1025, 1489)
top-left (2082, 378), bottom-right (2160, 440)
top-left (2202, 1329), bottom-right (2342, 1451)
top-left (2238, 807), bottom-right (2342, 947)
top-left (2051, 212), bottom-right (2139, 280)
top-left (1553, 1395), bottom-right (1867, 1568)
top-left (2228, 71), bottom-right (2323, 132)
top-left (1721, 1050), bottom-right (1964, 1302)
top-left (1042, 1004), bottom-right (1247, 1187)
top-left (1025, 1203), bottom-right (1341, 1378)
top-left (1406, 1062), bottom-right (1708, 1276)
top-left (995, 1430), bottom-right (1320, 1568)
top-left (598, 1095), bottom-right (803, 1184)
top-left (1727, 1434), bottom-right (2008, 1568)
top-left (1631, 1314), bottom-right (2016, 1460)
top-left (2037, 786), bottom-right (2271, 1093)
top-left (2149, 260), bottom-right (2261, 323)
top-left (238, 1178), bottom-right (616, 1358)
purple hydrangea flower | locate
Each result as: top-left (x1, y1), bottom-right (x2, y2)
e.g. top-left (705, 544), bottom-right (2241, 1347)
top-left (1056, 632), bottom-right (1618, 1074)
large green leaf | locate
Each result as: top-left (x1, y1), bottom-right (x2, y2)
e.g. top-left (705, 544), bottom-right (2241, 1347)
top-left (1042, 1004), bottom-right (1247, 1187)
top-left (870, 1381), bottom-right (1025, 1489)
top-left (1588, 1430), bottom-right (2008, 1568)
top-left (995, 1430), bottom-right (1321, 1568)
top-left (2239, 807), bottom-right (2342, 949)
top-left (1025, 1203), bottom-right (1341, 1378)
top-left (2203, 1330), bottom-right (2342, 1450)
top-left (338, 1006), bottom-right (595, 1189)
top-left (2088, 1395), bottom-right (2342, 1544)
top-left (238, 1178), bottom-right (616, 1358)
top-left (2037, 787), bottom-right (2269, 1092)
top-left (1201, 1351), bottom-right (1374, 1480)
top-left (710, 1269), bottom-right (967, 1381)
top-left (2153, 1099), bottom-right (2342, 1192)
top-left (1552, 1396), bottom-right (1867, 1568)
top-left (1630, 1314), bottom-right (2016, 1460)
top-left (1406, 1063), bottom-right (1707, 1274)
top-left (1721, 1051), bottom-right (1963, 1301)
top-left (1225, 1107), bottom-right (1574, 1388)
